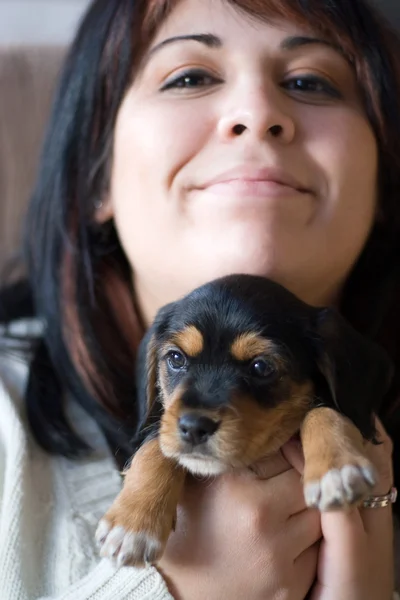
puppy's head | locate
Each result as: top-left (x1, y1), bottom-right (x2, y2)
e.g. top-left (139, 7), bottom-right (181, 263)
top-left (136, 274), bottom-right (393, 476)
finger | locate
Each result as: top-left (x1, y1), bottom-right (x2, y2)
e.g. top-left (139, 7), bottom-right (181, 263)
top-left (364, 417), bottom-right (393, 494)
top-left (231, 466), bottom-right (307, 522)
top-left (320, 505), bottom-right (365, 544)
top-left (317, 505), bottom-right (394, 596)
top-left (259, 467), bottom-right (307, 517)
top-left (360, 418), bottom-right (395, 535)
top-left (293, 542), bottom-right (320, 597)
top-left (281, 436), bottom-right (305, 474)
top-left (315, 507), bottom-right (367, 586)
top-left (286, 508), bottom-right (322, 558)
top-left (249, 448), bottom-right (292, 480)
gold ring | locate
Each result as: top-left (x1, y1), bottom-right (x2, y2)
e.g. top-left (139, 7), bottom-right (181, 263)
top-left (362, 486), bottom-right (398, 508)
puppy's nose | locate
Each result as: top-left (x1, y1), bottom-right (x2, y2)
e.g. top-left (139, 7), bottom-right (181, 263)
top-left (178, 414), bottom-right (220, 446)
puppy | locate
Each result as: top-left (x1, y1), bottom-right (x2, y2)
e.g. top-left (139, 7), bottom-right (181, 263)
top-left (96, 274), bottom-right (393, 567)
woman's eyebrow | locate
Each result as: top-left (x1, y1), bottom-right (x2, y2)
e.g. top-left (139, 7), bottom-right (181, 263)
top-left (144, 32), bottom-right (345, 65)
top-left (146, 33), bottom-right (222, 62)
top-left (281, 35), bottom-right (346, 59)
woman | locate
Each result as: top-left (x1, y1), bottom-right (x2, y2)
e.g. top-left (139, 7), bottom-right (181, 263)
top-left (0, 0), bottom-right (399, 598)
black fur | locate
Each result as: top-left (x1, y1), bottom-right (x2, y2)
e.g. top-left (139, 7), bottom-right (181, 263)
top-left (136, 274), bottom-right (393, 445)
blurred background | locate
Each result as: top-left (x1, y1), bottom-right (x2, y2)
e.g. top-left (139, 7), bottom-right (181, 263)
top-left (0, 0), bottom-right (89, 45)
top-left (0, 0), bottom-right (399, 44)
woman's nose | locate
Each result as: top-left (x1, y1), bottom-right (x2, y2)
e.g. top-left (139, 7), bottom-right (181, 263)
top-left (217, 81), bottom-right (296, 145)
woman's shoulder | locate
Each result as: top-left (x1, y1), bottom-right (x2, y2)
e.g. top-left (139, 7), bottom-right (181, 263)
top-left (0, 318), bottom-right (42, 415)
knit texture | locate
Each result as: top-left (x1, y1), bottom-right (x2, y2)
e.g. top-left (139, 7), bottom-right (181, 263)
top-left (0, 332), bottom-right (173, 600)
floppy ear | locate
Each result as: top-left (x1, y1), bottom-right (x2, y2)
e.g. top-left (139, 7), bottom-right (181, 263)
top-left (311, 307), bottom-right (394, 441)
top-left (136, 329), bottom-right (159, 420)
top-left (135, 302), bottom-right (175, 434)
top-left (135, 328), bottom-right (159, 437)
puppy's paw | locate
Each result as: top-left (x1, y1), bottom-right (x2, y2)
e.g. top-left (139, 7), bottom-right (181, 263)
top-left (95, 520), bottom-right (163, 568)
top-left (95, 497), bottom-right (174, 567)
top-left (304, 462), bottom-right (377, 511)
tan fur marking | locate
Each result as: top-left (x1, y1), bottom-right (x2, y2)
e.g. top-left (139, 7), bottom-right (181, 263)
top-left (214, 382), bottom-right (312, 467)
top-left (159, 390), bottom-right (221, 458)
top-left (158, 380), bottom-right (223, 459)
top-left (230, 333), bottom-right (286, 371)
top-left (171, 326), bottom-right (204, 357)
top-left (158, 360), bottom-right (169, 407)
top-left (145, 334), bottom-right (158, 412)
top-left (158, 373), bottom-right (187, 410)
top-left (301, 407), bottom-right (370, 484)
top-left (103, 438), bottom-right (185, 566)
top-left (159, 395), bottom-right (184, 457)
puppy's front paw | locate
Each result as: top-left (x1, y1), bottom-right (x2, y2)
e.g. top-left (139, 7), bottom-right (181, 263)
top-left (95, 497), bottom-right (174, 567)
top-left (304, 462), bottom-right (377, 511)
top-left (96, 519), bottom-right (163, 568)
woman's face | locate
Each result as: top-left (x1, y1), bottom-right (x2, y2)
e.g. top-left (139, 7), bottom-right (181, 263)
top-left (106, 0), bottom-right (378, 324)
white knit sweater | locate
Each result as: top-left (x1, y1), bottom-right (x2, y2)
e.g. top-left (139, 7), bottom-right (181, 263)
top-left (0, 333), bottom-right (174, 600)
top-left (0, 325), bottom-right (399, 600)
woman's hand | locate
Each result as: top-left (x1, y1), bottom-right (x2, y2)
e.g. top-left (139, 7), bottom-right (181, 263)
top-left (158, 441), bottom-right (321, 600)
top-left (309, 418), bottom-right (395, 600)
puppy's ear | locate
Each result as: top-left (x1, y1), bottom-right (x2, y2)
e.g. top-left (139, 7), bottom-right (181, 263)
top-left (311, 308), bottom-right (393, 441)
top-left (135, 328), bottom-right (158, 433)
top-left (135, 302), bottom-right (175, 432)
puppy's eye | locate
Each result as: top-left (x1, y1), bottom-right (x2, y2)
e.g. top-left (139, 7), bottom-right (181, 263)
top-left (250, 359), bottom-right (275, 379)
top-left (167, 350), bottom-right (188, 371)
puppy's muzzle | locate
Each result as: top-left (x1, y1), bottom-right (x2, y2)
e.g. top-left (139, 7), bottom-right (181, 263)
top-left (178, 413), bottom-right (220, 446)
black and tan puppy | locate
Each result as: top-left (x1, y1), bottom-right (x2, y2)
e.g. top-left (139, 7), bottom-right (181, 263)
top-left (96, 274), bottom-right (393, 567)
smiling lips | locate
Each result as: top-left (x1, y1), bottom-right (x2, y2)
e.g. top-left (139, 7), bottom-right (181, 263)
top-left (197, 166), bottom-right (312, 197)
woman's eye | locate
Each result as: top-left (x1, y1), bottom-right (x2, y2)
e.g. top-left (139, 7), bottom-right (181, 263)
top-left (283, 76), bottom-right (342, 99)
top-left (161, 70), bottom-right (221, 91)
top-left (249, 359), bottom-right (276, 379)
top-left (167, 350), bottom-right (188, 371)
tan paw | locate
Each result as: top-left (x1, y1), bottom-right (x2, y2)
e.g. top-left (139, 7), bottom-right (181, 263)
top-left (95, 492), bottom-right (175, 568)
top-left (95, 520), bottom-right (163, 568)
top-left (304, 463), bottom-right (377, 511)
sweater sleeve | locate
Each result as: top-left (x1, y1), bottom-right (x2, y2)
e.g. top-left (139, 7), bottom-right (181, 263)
top-left (39, 561), bottom-right (173, 600)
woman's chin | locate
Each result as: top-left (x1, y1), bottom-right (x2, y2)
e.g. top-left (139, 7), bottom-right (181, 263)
top-left (193, 244), bottom-right (282, 281)
top-left (181, 257), bottom-right (281, 296)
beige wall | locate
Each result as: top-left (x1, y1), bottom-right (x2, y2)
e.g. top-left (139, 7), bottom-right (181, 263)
top-left (0, 47), bottom-right (66, 272)
top-left (0, 1), bottom-right (90, 45)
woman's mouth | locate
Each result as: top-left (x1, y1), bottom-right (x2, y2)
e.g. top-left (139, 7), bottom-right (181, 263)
top-left (201, 178), bottom-right (309, 198)
top-left (195, 165), bottom-right (313, 198)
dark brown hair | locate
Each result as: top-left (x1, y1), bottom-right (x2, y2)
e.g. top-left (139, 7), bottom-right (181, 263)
top-left (1, 0), bottom-right (400, 465)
